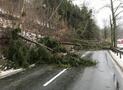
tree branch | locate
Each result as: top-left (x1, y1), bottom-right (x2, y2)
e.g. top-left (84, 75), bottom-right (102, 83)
top-left (115, 10), bottom-right (123, 17)
top-left (114, 3), bottom-right (122, 14)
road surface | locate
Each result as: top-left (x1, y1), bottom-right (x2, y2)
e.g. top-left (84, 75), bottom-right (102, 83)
top-left (0, 51), bottom-right (122, 90)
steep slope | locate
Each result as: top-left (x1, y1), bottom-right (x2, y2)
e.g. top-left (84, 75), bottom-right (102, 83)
top-left (0, 0), bottom-right (74, 42)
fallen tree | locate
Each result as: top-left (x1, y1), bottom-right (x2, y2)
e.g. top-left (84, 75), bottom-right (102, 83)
top-left (2, 28), bottom-right (97, 69)
top-left (18, 34), bottom-right (54, 52)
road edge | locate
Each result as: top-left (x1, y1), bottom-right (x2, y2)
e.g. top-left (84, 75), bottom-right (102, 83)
top-left (0, 64), bottom-right (35, 79)
top-left (108, 50), bottom-right (123, 72)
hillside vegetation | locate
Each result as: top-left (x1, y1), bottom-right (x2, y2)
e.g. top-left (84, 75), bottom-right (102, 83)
top-left (0, 0), bottom-right (100, 69)
top-left (0, 0), bottom-right (100, 41)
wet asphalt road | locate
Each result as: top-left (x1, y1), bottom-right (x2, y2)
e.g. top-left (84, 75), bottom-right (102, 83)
top-left (0, 51), bottom-right (123, 90)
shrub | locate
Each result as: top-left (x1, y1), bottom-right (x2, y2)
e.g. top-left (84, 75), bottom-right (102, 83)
top-left (7, 38), bottom-right (52, 68)
top-left (27, 47), bottom-right (38, 64)
top-left (50, 53), bottom-right (96, 67)
top-left (6, 29), bottom-right (53, 68)
top-left (27, 44), bottom-right (52, 64)
top-left (5, 28), bottom-right (29, 68)
top-left (61, 53), bottom-right (96, 67)
top-left (7, 39), bottom-right (29, 68)
top-left (38, 37), bottom-right (66, 53)
top-left (34, 46), bottom-right (52, 64)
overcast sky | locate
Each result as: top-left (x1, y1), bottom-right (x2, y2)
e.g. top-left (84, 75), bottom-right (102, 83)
top-left (72, 0), bottom-right (122, 29)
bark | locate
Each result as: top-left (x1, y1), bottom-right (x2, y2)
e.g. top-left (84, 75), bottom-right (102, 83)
top-left (110, 0), bottom-right (117, 47)
top-left (110, 16), bottom-right (113, 47)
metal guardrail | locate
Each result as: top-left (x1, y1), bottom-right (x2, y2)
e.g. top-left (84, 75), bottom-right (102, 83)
top-left (111, 48), bottom-right (123, 59)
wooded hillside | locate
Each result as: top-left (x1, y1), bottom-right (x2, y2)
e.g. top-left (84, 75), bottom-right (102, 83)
top-left (0, 0), bottom-right (100, 42)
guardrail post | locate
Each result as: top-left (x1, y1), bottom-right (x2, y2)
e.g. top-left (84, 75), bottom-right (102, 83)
top-left (111, 48), bottom-right (123, 59)
top-left (120, 53), bottom-right (122, 59)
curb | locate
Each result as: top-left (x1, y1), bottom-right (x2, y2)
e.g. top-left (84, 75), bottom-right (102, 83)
top-left (108, 50), bottom-right (123, 71)
top-left (0, 68), bottom-right (24, 79)
top-left (0, 64), bottom-right (35, 79)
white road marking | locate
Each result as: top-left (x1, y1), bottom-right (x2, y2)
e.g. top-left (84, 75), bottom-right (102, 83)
top-left (43, 69), bottom-right (67, 87)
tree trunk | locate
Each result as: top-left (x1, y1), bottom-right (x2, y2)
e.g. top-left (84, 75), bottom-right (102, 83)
top-left (18, 34), bottom-right (54, 52)
top-left (110, 0), bottom-right (117, 47)
top-left (110, 16), bottom-right (113, 47)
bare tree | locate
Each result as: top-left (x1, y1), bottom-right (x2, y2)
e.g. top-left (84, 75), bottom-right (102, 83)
top-left (99, 0), bottom-right (123, 47)
top-left (110, 0), bottom-right (123, 47)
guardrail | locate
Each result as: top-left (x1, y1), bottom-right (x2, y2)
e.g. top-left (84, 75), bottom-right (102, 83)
top-left (111, 48), bottom-right (123, 59)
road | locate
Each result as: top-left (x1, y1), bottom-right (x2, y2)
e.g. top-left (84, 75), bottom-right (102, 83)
top-left (0, 51), bottom-right (123, 90)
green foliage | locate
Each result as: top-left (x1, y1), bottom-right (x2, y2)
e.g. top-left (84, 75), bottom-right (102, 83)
top-left (11, 28), bottom-right (21, 40)
top-left (7, 37), bottom-right (29, 68)
top-left (6, 29), bottom-right (53, 68)
top-left (6, 28), bottom-right (25, 68)
top-left (61, 53), bottom-right (96, 67)
top-left (5, 28), bottom-right (28, 68)
top-left (38, 37), bottom-right (66, 53)
top-left (27, 47), bottom-right (39, 64)
top-left (5, 29), bottom-right (96, 69)
top-left (31, 46), bottom-right (52, 64)
top-left (50, 53), bottom-right (96, 67)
